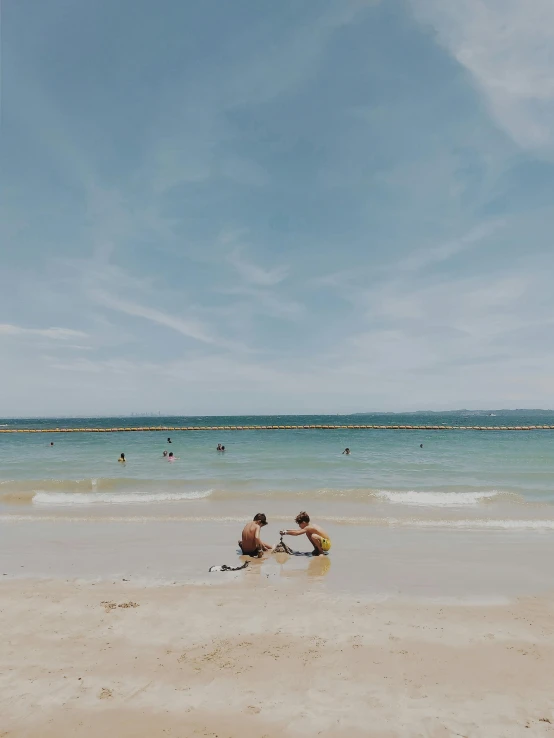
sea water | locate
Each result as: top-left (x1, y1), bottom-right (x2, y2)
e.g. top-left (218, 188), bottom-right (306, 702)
top-left (1, 412), bottom-right (554, 530)
top-left (2, 412), bottom-right (554, 595)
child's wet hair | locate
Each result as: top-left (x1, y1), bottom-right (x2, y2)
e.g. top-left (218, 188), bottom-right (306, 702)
top-left (253, 513), bottom-right (267, 525)
top-left (295, 511), bottom-right (310, 525)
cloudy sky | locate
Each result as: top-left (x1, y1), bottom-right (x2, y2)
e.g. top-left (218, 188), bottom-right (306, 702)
top-left (2, 0), bottom-right (554, 416)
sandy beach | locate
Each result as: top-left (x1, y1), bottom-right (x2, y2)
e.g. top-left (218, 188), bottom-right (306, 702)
top-left (2, 572), bottom-right (554, 737)
top-left (3, 419), bottom-right (554, 736)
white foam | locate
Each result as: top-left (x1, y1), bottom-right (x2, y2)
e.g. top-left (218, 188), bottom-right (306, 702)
top-left (32, 489), bottom-right (213, 505)
top-left (321, 515), bottom-right (554, 530)
top-left (2, 512), bottom-right (554, 531)
top-left (409, 518), bottom-right (554, 530)
top-left (376, 490), bottom-right (500, 507)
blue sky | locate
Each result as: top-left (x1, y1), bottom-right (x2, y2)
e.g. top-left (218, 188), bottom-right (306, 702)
top-left (2, 0), bottom-right (554, 416)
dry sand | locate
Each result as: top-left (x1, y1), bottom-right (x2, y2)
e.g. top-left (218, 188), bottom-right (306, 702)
top-left (1, 576), bottom-right (554, 737)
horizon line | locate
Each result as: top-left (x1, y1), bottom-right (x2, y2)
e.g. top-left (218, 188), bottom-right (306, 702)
top-left (2, 409), bottom-right (554, 420)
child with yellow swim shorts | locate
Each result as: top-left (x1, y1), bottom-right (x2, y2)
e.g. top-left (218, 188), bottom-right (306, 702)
top-left (280, 511), bottom-right (331, 556)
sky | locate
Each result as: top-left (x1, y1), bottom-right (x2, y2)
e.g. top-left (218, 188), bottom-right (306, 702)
top-left (1, 0), bottom-right (554, 416)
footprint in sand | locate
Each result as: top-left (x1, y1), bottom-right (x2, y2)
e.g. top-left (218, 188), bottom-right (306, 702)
top-left (98, 688), bottom-right (113, 700)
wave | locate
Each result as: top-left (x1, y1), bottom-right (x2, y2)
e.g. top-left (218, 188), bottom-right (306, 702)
top-left (375, 490), bottom-right (502, 506)
top-left (0, 479), bottom-right (520, 507)
top-left (32, 489), bottom-right (214, 505)
top-left (0, 478), bottom-right (218, 503)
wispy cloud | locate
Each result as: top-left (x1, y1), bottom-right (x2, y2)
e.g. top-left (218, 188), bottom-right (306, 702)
top-left (219, 230), bottom-right (303, 321)
top-left (395, 220), bottom-right (505, 271)
top-left (216, 0), bottom-right (376, 109)
top-left (410, 0), bottom-right (554, 150)
top-left (228, 247), bottom-right (289, 286)
top-left (91, 291), bottom-right (220, 346)
top-left (311, 221), bottom-right (505, 292)
top-left (4, 0), bottom-right (554, 414)
top-left (0, 324), bottom-right (87, 340)
top-left (144, 1), bottom-right (374, 197)
top-left (220, 285), bottom-right (304, 320)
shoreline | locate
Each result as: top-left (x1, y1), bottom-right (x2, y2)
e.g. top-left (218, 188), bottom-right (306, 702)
top-left (3, 494), bottom-right (554, 736)
top-left (2, 514), bottom-right (554, 601)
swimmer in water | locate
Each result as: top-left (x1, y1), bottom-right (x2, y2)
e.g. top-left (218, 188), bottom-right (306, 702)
top-left (168, 452), bottom-right (176, 461)
top-left (342, 447), bottom-right (351, 455)
top-left (50, 442), bottom-right (54, 446)
top-left (420, 444), bottom-right (423, 448)
top-left (162, 450), bottom-right (168, 457)
top-left (239, 513), bottom-right (272, 557)
top-left (118, 453), bottom-right (126, 463)
top-left (167, 437), bottom-right (172, 443)
top-left (217, 443), bottom-right (222, 451)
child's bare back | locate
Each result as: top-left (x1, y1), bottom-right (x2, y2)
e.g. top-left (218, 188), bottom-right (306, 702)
top-left (239, 513), bottom-right (272, 557)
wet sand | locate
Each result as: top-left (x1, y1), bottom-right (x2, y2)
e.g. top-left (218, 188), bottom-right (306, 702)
top-left (1, 514), bottom-right (554, 599)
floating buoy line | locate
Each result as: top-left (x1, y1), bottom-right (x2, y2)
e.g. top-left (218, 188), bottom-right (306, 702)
top-left (0, 425), bottom-right (553, 433)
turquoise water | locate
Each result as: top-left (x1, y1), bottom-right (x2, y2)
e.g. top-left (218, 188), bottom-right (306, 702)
top-left (1, 414), bottom-right (554, 523)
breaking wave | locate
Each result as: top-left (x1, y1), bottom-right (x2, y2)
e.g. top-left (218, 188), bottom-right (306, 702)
top-left (375, 490), bottom-right (502, 507)
top-left (32, 489), bottom-right (214, 505)
top-left (0, 479), bottom-right (520, 507)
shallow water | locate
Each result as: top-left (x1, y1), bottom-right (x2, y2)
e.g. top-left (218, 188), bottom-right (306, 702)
top-left (1, 412), bottom-right (554, 530)
top-left (1, 517), bottom-right (553, 600)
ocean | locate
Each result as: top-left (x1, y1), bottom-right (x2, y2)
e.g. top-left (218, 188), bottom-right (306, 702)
top-left (2, 412), bottom-right (554, 530)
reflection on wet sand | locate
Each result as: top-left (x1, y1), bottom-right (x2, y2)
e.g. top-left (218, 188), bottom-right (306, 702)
top-left (307, 555), bottom-right (331, 577)
top-left (258, 551), bottom-right (332, 580)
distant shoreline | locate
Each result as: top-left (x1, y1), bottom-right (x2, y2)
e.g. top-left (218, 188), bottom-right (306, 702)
top-left (2, 409), bottom-right (554, 420)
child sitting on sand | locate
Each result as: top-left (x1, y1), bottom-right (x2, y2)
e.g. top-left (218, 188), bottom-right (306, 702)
top-left (280, 511), bottom-right (331, 555)
top-left (239, 513), bottom-right (273, 558)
